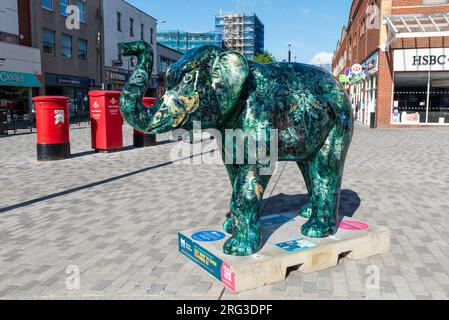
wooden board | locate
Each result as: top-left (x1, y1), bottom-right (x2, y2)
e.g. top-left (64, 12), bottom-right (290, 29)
top-left (178, 212), bottom-right (391, 293)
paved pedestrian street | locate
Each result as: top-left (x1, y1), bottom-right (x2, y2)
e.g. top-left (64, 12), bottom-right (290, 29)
top-left (0, 123), bottom-right (448, 300)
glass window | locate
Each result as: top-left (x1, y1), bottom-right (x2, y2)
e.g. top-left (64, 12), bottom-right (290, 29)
top-left (60, 0), bottom-right (69, 16)
top-left (42, 29), bottom-right (55, 55)
top-left (429, 73), bottom-right (449, 124)
top-left (393, 72), bottom-right (449, 124)
top-left (61, 34), bottom-right (72, 58)
top-left (150, 28), bottom-right (154, 44)
top-left (78, 38), bottom-right (87, 60)
top-left (117, 12), bottom-right (122, 32)
top-left (422, 0), bottom-right (448, 4)
top-left (140, 24), bottom-right (144, 40)
top-left (41, 0), bottom-right (53, 10)
top-left (130, 18), bottom-right (134, 37)
top-left (76, 0), bottom-right (86, 23)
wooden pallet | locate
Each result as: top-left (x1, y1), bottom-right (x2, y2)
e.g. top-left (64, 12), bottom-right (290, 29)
top-left (178, 212), bottom-right (391, 293)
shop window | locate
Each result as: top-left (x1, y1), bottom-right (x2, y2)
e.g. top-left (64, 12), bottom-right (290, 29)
top-left (78, 38), bottom-right (87, 60)
top-left (41, 0), bottom-right (53, 11)
top-left (61, 34), bottom-right (72, 59)
top-left (42, 29), bottom-right (55, 55)
top-left (393, 72), bottom-right (449, 124)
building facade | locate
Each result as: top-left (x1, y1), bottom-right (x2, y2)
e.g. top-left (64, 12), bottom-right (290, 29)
top-left (333, 0), bottom-right (449, 128)
top-left (28, 0), bottom-right (102, 118)
top-left (103, 0), bottom-right (158, 95)
top-left (0, 0), bottom-right (42, 124)
top-left (156, 43), bottom-right (183, 97)
top-left (157, 30), bottom-right (217, 54)
top-left (215, 13), bottom-right (264, 59)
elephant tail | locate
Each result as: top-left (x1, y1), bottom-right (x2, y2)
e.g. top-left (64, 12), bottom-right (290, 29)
top-left (118, 41), bottom-right (155, 132)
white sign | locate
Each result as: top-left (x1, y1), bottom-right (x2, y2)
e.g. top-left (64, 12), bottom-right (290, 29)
top-left (394, 48), bottom-right (449, 72)
top-left (54, 110), bottom-right (65, 125)
top-left (352, 64), bottom-right (363, 75)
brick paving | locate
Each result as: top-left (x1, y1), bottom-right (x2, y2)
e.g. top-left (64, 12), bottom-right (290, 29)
top-left (0, 123), bottom-right (448, 300)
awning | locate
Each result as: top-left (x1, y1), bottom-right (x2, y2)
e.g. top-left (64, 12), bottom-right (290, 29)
top-left (382, 13), bottom-right (449, 51)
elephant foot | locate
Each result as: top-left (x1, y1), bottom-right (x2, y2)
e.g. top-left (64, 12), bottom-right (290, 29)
top-left (299, 203), bottom-right (312, 219)
top-left (223, 235), bottom-right (261, 256)
top-left (301, 216), bottom-right (337, 238)
top-left (223, 216), bottom-right (233, 234)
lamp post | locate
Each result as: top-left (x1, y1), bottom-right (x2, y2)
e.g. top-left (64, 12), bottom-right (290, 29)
top-left (288, 44), bottom-right (292, 63)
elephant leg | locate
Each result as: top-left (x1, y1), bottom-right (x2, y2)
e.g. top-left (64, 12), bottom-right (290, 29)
top-left (223, 164), bottom-right (239, 234)
top-left (297, 160), bottom-right (313, 219)
top-left (301, 124), bottom-right (351, 238)
top-left (223, 165), bottom-right (271, 256)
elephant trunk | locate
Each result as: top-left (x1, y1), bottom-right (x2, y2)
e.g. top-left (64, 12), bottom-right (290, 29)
top-left (119, 41), bottom-right (157, 133)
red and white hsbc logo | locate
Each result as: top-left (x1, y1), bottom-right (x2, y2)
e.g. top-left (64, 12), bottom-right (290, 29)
top-left (394, 48), bottom-right (449, 71)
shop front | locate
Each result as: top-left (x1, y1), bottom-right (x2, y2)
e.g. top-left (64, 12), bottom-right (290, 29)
top-left (393, 48), bottom-right (449, 125)
top-left (44, 73), bottom-right (92, 123)
top-left (0, 71), bottom-right (42, 132)
top-left (105, 70), bottom-right (129, 91)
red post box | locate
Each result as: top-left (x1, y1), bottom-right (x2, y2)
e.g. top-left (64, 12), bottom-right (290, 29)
top-left (88, 90), bottom-right (123, 153)
top-left (133, 97), bottom-right (157, 148)
top-left (33, 96), bottom-right (70, 161)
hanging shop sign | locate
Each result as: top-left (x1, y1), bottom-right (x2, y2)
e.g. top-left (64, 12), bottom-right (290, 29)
top-left (394, 48), bottom-right (449, 72)
top-left (45, 74), bottom-right (90, 88)
top-left (0, 71), bottom-right (42, 87)
top-left (365, 52), bottom-right (379, 74)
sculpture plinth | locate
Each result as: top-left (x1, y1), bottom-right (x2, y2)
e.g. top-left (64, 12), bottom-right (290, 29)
top-left (179, 212), bottom-right (390, 293)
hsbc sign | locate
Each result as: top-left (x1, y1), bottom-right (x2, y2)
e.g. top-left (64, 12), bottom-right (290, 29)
top-left (394, 48), bottom-right (449, 71)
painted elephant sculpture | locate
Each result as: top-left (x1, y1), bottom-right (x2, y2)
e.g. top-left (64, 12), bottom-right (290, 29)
top-left (118, 41), bottom-right (354, 257)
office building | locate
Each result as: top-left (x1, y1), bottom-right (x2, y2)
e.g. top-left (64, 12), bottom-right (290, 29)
top-left (157, 30), bottom-right (217, 54)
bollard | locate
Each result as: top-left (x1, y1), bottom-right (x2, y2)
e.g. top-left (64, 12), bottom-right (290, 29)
top-left (88, 91), bottom-right (123, 153)
top-left (33, 96), bottom-right (70, 161)
top-left (133, 97), bottom-right (157, 148)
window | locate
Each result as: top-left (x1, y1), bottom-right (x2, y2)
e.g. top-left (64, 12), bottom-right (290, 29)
top-left (141, 24), bottom-right (144, 40)
top-left (150, 28), bottom-right (154, 44)
top-left (117, 12), bottom-right (122, 32)
top-left (42, 29), bottom-right (55, 55)
top-left (41, 0), bottom-right (53, 10)
top-left (422, 0), bottom-right (448, 4)
top-left (76, 0), bottom-right (86, 23)
top-left (61, 34), bottom-right (72, 58)
top-left (130, 18), bottom-right (134, 37)
top-left (60, 0), bottom-right (69, 16)
top-left (78, 38), bottom-right (87, 60)
top-left (117, 44), bottom-right (122, 61)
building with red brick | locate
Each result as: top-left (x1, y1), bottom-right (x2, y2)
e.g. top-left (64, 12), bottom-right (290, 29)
top-left (333, 0), bottom-right (449, 128)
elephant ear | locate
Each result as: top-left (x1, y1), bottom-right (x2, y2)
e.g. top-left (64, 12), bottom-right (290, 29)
top-left (212, 51), bottom-right (249, 120)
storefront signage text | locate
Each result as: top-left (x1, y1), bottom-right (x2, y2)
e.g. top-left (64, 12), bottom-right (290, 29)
top-left (0, 72), bottom-right (25, 83)
top-left (413, 55), bottom-right (447, 66)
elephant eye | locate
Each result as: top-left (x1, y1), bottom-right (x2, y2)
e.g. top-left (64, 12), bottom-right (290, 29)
top-left (183, 74), bottom-right (193, 83)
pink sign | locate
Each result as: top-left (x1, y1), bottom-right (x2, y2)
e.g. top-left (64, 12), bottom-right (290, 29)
top-left (220, 262), bottom-right (236, 292)
top-left (339, 220), bottom-right (369, 231)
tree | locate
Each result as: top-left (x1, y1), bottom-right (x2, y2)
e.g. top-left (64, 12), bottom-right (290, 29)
top-left (252, 51), bottom-right (276, 63)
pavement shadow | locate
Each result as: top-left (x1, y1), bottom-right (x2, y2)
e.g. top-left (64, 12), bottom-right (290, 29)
top-left (260, 189), bottom-right (361, 246)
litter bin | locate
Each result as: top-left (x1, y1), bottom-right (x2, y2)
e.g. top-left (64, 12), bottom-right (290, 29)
top-left (88, 91), bottom-right (123, 153)
top-left (33, 96), bottom-right (70, 161)
top-left (0, 108), bottom-right (7, 136)
top-left (133, 97), bottom-right (157, 148)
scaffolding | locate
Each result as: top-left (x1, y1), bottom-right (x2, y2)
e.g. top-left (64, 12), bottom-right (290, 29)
top-left (216, 13), bottom-right (264, 59)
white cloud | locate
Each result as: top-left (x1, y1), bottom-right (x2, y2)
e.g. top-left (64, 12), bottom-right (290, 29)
top-left (309, 52), bottom-right (334, 65)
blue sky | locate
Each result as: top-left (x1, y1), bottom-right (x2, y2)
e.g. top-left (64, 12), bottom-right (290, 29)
top-left (127, 0), bottom-right (352, 64)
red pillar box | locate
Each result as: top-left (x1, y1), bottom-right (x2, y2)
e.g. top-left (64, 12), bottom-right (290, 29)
top-left (133, 97), bottom-right (157, 148)
top-left (33, 96), bottom-right (70, 161)
top-left (88, 91), bottom-right (123, 153)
